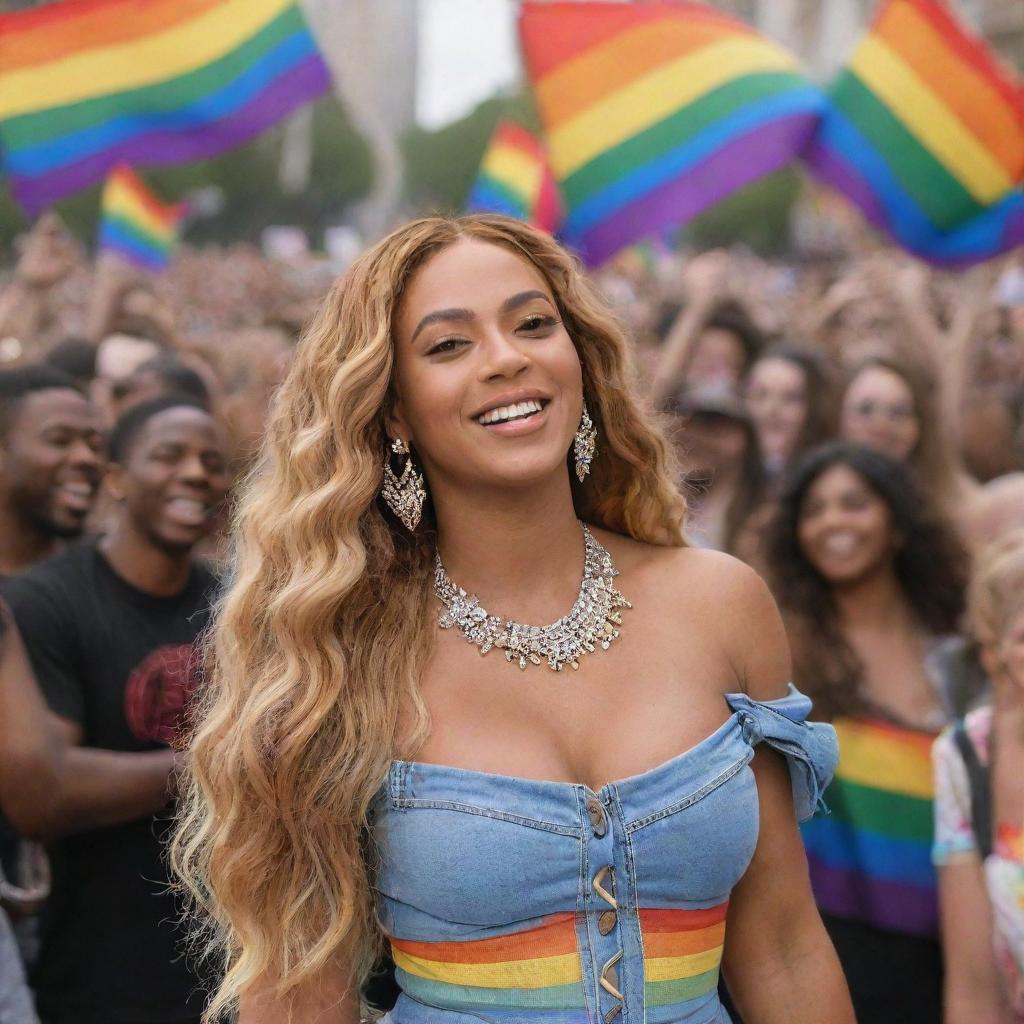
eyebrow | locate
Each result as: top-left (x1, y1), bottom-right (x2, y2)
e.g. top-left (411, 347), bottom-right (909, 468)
top-left (409, 290), bottom-right (554, 344)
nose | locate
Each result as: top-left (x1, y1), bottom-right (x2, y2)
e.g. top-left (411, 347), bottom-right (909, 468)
top-left (178, 452), bottom-right (211, 488)
top-left (479, 327), bottom-right (530, 382)
top-left (67, 435), bottom-right (103, 470)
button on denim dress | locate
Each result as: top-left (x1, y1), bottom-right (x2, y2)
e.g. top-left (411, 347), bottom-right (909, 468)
top-left (370, 686), bottom-right (837, 1024)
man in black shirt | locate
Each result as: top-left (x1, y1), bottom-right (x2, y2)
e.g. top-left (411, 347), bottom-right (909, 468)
top-left (0, 364), bottom-right (104, 1024)
top-left (2, 394), bottom-right (229, 1024)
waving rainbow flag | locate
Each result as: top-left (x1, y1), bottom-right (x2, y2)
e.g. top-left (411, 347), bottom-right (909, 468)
top-left (98, 165), bottom-right (185, 271)
top-left (519, 1), bottom-right (823, 265)
top-left (467, 120), bottom-right (563, 234)
top-left (805, 0), bottom-right (1024, 266)
top-left (0, 0), bottom-right (331, 214)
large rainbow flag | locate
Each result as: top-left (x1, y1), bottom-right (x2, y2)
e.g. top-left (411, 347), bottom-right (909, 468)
top-left (801, 717), bottom-right (939, 937)
top-left (0, 0), bottom-right (332, 214)
top-left (98, 165), bottom-right (185, 271)
top-left (805, 0), bottom-right (1024, 267)
top-left (518, 1), bottom-right (824, 266)
top-left (467, 120), bottom-right (563, 234)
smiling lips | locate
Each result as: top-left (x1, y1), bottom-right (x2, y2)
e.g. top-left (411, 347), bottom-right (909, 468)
top-left (164, 496), bottom-right (211, 528)
top-left (819, 532), bottom-right (860, 558)
top-left (476, 398), bottom-right (547, 426)
top-left (54, 480), bottom-right (96, 514)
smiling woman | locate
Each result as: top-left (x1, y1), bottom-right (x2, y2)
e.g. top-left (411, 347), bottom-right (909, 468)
top-left (173, 214), bottom-right (852, 1024)
top-left (764, 441), bottom-right (969, 1024)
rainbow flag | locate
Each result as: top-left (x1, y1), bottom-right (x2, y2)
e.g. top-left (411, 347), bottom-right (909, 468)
top-left (801, 718), bottom-right (938, 937)
top-left (0, 0), bottom-right (331, 214)
top-left (467, 120), bottom-right (563, 234)
top-left (518, 1), bottom-right (823, 266)
top-left (98, 165), bottom-right (185, 271)
top-left (804, 0), bottom-right (1024, 267)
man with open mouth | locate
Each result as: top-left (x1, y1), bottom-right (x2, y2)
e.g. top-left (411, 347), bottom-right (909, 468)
top-left (1, 393), bottom-right (229, 1024)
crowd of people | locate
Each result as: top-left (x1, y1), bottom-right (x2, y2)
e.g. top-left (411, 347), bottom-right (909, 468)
top-left (0, 207), bottom-right (1022, 1023)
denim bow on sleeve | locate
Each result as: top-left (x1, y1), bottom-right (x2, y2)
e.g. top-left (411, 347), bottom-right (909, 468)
top-left (725, 683), bottom-right (838, 821)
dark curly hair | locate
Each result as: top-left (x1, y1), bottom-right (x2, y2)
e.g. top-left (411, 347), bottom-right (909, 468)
top-left (764, 442), bottom-right (967, 719)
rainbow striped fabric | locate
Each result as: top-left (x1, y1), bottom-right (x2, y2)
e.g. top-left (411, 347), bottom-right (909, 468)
top-left (0, 0), bottom-right (331, 214)
top-left (390, 913), bottom-right (586, 1014)
top-left (518, 1), bottom-right (823, 266)
top-left (467, 120), bottom-right (563, 234)
top-left (388, 902), bottom-right (727, 1016)
top-left (98, 165), bottom-right (185, 271)
top-left (801, 717), bottom-right (938, 937)
top-left (805, 0), bottom-right (1024, 266)
top-left (639, 904), bottom-right (726, 1009)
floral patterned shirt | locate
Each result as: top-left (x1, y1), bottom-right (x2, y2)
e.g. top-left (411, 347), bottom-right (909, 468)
top-left (933, 706), bottom-right (1024, 1020)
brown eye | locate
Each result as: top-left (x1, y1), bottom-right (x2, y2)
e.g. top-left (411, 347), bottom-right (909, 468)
top-left (518, 315), bottom-right (559, 333)
top-left (427, 337), bottom-right (467, 356)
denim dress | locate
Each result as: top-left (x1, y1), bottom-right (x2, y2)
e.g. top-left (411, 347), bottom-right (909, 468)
top-left (370, 685), bottom-right (837, 1024)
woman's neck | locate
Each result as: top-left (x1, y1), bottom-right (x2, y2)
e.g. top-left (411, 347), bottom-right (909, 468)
top-left (432, 471), bottom-right (587, 624)
top-left (831, 565), bottom-right (914, 633)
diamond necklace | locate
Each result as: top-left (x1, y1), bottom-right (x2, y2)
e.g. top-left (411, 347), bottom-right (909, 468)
top-left (433, 523), bottom-right (632, 672)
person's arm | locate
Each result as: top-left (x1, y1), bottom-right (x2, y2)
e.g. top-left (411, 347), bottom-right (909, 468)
top-left (239, 961), bottom-right (361, 1024)
top-left (649, 250), bottom-right (730, 406)
top-left (938, 858), bottom-right (1006, 1024)
top-left (0, 596), bottom-right (176, 841)
top-left (715, 561), bottom-right (854, 1023)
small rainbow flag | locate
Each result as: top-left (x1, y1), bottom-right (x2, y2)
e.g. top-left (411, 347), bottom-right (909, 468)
top-left (98, 165), bottom-right (185, 271)
top-left (0, 0), bottom-right (332, 215)
top-left (467, 120), bottom-right (563, 234)
top-left (804, 0), bottom-right (1024, 267)
top-left (801, 717), bottom-right (939, 937)
top-left (518, 1), bottom-right (823, 266)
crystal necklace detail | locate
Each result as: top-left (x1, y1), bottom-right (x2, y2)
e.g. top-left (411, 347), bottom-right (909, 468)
top-left (433, 524), bottom-right (632, 672)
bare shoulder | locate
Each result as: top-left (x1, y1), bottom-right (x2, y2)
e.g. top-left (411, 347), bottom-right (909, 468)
top-left (594, 530), bottom-right (791, 700)
top-left (594, 530), bottom-right (763, 603)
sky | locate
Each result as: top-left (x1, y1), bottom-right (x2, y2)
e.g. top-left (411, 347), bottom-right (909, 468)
top-left (416, 0), bottom-right (522, 129)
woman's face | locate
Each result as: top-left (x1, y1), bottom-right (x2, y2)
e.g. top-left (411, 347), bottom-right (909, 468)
top-left (993, 604), bottom-right (1024, 692)
top-left (688, 328), bottom-right (746, 386)
top-left (744, 357), bottom-right (808, 464)
top-left (839, 366), bottom-right (920, 462)
top-left (675, 412), bottom-right (748, 478)
top-left (797, 463), bottom-right (897, 586)
top-left (390, 238), bottom-right (583, 496)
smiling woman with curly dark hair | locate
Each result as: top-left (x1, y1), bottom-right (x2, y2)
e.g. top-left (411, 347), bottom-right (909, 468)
top-left (764, 441), bottom-right (969, 1024)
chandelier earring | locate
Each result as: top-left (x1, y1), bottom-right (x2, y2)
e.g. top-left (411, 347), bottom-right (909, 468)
top-left (382, 437), bottom-right (427, 531)
top-left (573, 401), bottom-right (598, 482)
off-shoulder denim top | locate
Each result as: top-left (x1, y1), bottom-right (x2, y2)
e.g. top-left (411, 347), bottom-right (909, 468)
top-left (369, 685), bottom-right (837, 1024)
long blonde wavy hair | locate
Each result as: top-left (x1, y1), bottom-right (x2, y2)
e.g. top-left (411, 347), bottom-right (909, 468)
top-left (172, 214), bottom-right (686, 1020)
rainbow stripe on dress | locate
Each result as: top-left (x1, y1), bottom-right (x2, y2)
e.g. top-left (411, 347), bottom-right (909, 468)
top-left (801, 717), bottom-right (938, 936)
top-left (391, 912), bottom-right (585, 1014)
top-left (389, 902), bottom-right (727, 1016)
top-left (640, 904), bottom-right (727, 1008)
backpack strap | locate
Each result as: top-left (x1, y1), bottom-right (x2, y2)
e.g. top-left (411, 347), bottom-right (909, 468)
top-left (952, 718), bottom-right (993, 860)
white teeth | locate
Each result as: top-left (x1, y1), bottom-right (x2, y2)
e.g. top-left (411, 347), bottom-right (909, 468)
top-left (165, 497), bottom-right (208, 526)
top-left (822, 533), bottom-right (859, 556)
top-left (61, 482), bottom-right (93, 496)
top-left (477, 399), bottom-right (544, 425)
